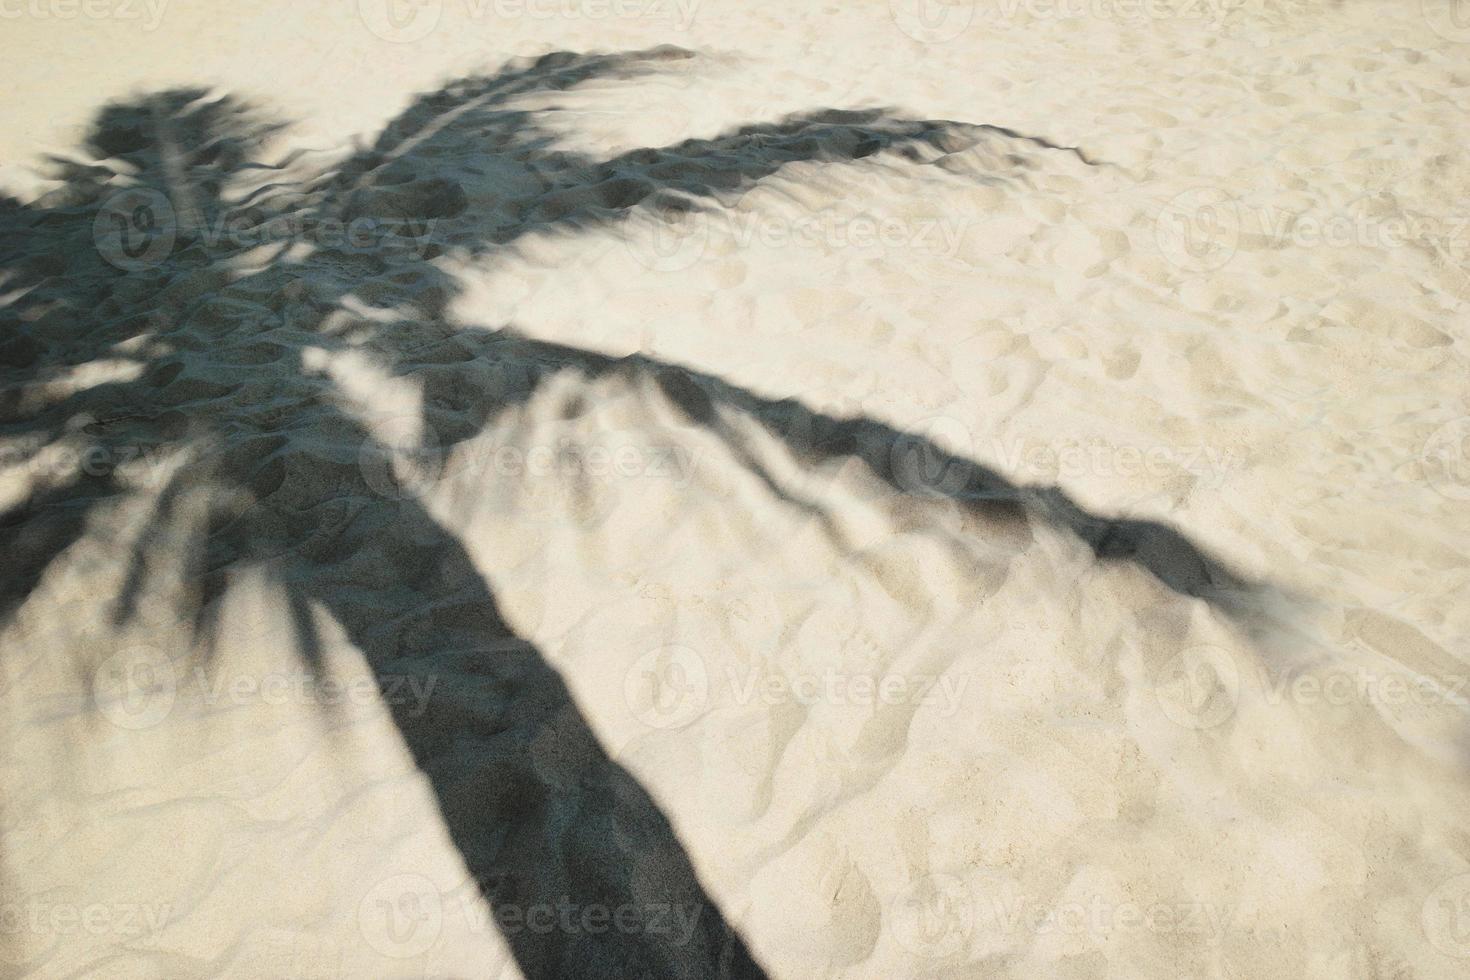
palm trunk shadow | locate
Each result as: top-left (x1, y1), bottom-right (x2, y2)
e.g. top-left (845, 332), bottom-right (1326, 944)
top-left (259, 466), bottom-right (766, 979)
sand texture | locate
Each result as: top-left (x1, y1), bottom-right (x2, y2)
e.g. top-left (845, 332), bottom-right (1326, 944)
top-left (2, 2), bottom-right (1469, 978)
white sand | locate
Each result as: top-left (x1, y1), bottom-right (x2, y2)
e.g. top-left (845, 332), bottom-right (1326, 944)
top-left (2, 2), bottom-right (1469, 977)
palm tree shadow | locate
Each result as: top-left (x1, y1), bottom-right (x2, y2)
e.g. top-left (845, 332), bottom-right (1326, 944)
top-left (0, 47), bottom-right (1267, 978)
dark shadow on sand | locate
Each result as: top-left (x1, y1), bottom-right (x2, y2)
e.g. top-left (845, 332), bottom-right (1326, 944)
top-left (0, 47), bottom-right (1263, 979)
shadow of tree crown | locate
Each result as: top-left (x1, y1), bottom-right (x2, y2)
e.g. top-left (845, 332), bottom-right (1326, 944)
top-left (0, 46), bottom-right (1265, 979)
top-left (1, 45), bottom-right (1254, 626)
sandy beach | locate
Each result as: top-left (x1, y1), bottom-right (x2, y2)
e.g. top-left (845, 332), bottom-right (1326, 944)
top-left (2, 1), bottom-right (1469, 977)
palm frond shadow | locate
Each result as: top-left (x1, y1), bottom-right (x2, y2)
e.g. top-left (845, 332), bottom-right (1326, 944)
top-left (0, 47), bottom-right (1266, 978)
